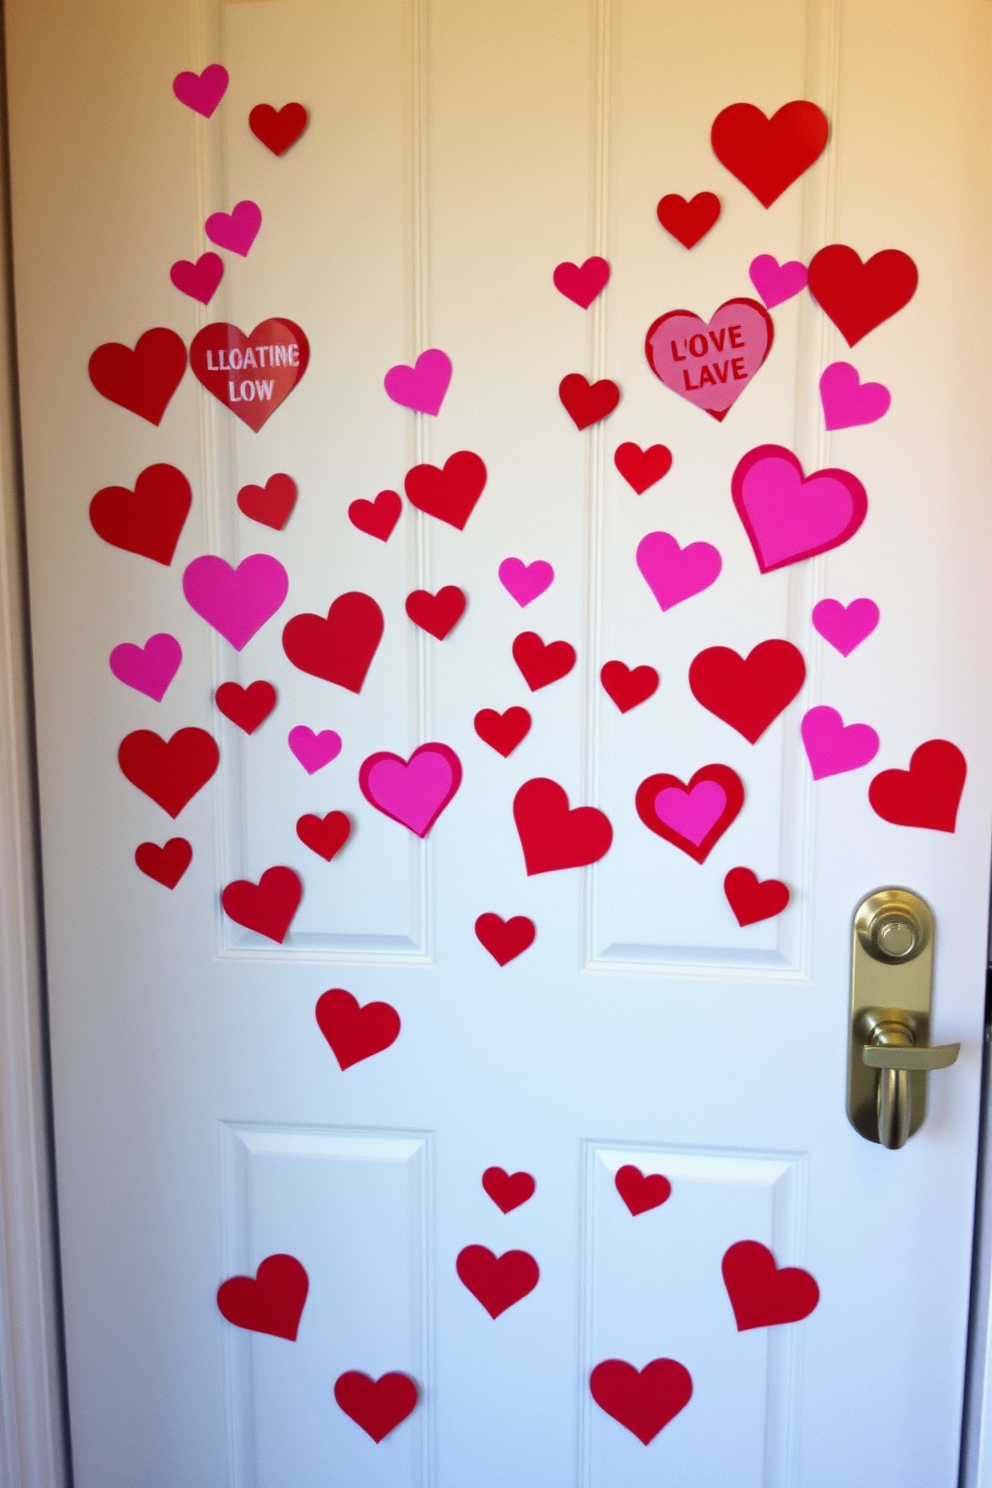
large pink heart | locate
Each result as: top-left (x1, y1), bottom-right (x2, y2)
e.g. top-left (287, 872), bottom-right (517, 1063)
top-left (359, 743), bottom-right (462, 837)
top-left (109, 632), bottom-right (182, 701)
top-left (383, 349), bottom-right (452, 415)
top-left (636, 531), bottom-right (722, 610)
top-left (645, 299), bottom-right (773, 421)
top-left (800, 706), bottom-right (879, 780)
top-left (731, 445), bottom-right (868, 573)
top-left (182, 554), bottom-right (289, 650)
top-left (654, 781), bottom-right (727, 845)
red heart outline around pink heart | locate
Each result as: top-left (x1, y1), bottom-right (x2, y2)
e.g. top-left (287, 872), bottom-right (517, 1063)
top-left (731, 444), bottom-right (868, 572)
top-left (359, 743), bottom-right (462, 837)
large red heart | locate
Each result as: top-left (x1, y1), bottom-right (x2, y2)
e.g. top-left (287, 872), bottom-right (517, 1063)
top-left (722, 1240), bottom-right (820, 1330)
top-left (214, 680), bottom-right (276, 734)
top-left (614, 1165), bottom-right (671, 1216)
top-left (473, 706), bottom-right (531, 757)
top-left (868, 739), bottom-right (966, 832)
top-left (118, 727), bottom-right (219, 817)
top-left (315, 989), bottom-right (400, 1070)
top-left (688, 639), bottom-right (806, 742)
top-left (404, 451), bottom-right (487, 529)
top-left (724, 867), bottom-right (790, 926)
top-left (613, 442), bottom-right (672, 494)
top-left (656, 191), bottom-right (721, 248)
top-left (296, 811), bottom-right (351, 861)
top-left (88, 327), bottom-right (187, 424)
top-left (189, 319), bottom-right (309, 431)
top-left (216, 1253), bottom-right (309, 1340)
top-left (475, 913), bottom-right (536, 966)
top-left (334, 1371), bottom-right (418, 1443)
top-left (482, 1167), bottom-right (536, 1213)
top-left (405, 586), bottom-right (466, 639)
top-left (807, 244), bottom-right (918, 347)
top-left (221, 866), bottom-right (302, 943)
top-left (600, 661), bottom-right (659, 714)
top-left (348, 489), bottom-right (402, 541)
top-left (711, 101), bottom-right (829, 207)
top-left (635, 764), bottom-right (744, 864)
top-left (282, 591), bottom-right (384, 693)
top-left (512, 632), bottom-right (576, 691)
top-left (249, 102), bottom-right (308, 156)
top-left (559, 374), bottom-right (620, 430)
top-left (513, 778), bottom-right (613, 875)
top-left (89, 463), bottom-right (192, 565)
top-left (134, 838), bottom-right (192, 889)
top-left (236, 474), bottom-right (297, 530)
top-left (456, 1245), bottom-right (539, 1318)
top-left (589, 1358), bottom-right (693, 1444)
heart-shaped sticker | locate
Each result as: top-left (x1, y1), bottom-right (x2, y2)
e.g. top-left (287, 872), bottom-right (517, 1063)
top-left (590, 1358), bottom-right (693, 1444)
top-left (513, 778), bottom-right (613, 874)
top-left (636, 531), bottom-right (722, 610)
top-left (475, 913), bottom-right (536, 966)
top-left (748, 253), bottom-right (807, 308)
top-left (205, 200), bottom-right (262, 257)
top-left (216, 1254), bottom-right (308, 1339)
top-left (645, 299), bottom-right (772, 420)
top-left (512, 632), bottom-right (576, 690)
top-left (688, 639), bottom-right (806, 742)
top-left (315, 988), bottom-right (400, 1069)
top-left (811, 597), bottom-right (879, 656)
top-left (118, 728), bottom-right (219, 818)
top-left (334, 1371), bottom-right (418, 1443)
top-left (237, 474), bottom-right (297, 530)
top-left (868, 739), bottom-right (966, 832)
top-left (819, 362), bottom-right (891, 430)
top-left (109, 633), bottom-right (182, 701)
top-left (722, 1240), bottom-right (819, 1329)
top-left (189, 319), bottom-right (309, 431)
top-left (498, 558), bottom-right (554, 607)
top-left (90, 464), bottom-right (192, 565)
top-left (89, 329), bottom-right (187, 425)
top-left (614, 442), bottom-right (673, 493)
top-left (348, 489), bottom-right (402, 541)
top-left (359, 743), bottom-right (462, 837)
top-left (482, 1167), bottom-right (536, 1212)
top-left (296, 811), bottom-right (350, 861)
top-left (215, 681), bottom-right (277, 734)
top-left (801, 706), bottom-right (879, 779)
top-left (384, 349), bottom-right (452, 415)
top-left (552, 256), bottom-right (610, 307)
top-left (656, 192), bottom-right (720, 248)
top-left (600, 661), bottom-right (659, 714)
top-left (249, 102), bottom-right (308, 155)
top-left (724, 868), bottom-right (790, 926)
top-left (134, 838), bottom-right (192, 889)
top-left (711, 101), bottom-right (829, 206)
top-left (404, 451), bottom-right (486, 529)
top-left (405, 586), bottom-right (466, 639)
top-left (282, 592), bottom-right (384, 693)
top-left (170, 252), bottom-right (224, 304)
top-left (288, 726), bottom-right (342, 774)
top-left (473, 707), bottom-right (531, 757)
top-left (173, 64), bottom-right (228, 117)
top-left (559, 374), bottom-right (620, 429)
top-left (615, 1165), bottom-right (671, 1216)
top-left (635, 764), bottom-right (744, 863)
top-left (182, 554), bottom-right (288, 650)
top-left (731, 444), bottom-right (868, 572)
top-left (807, 245), bottom-right (918, 346)
top-left (221, 866), bottom-right (302, 943)
top-left (456, 1246), bottom-right (539, 1318)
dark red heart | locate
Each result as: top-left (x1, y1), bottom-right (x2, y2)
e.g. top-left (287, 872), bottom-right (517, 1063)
top-left (236, 473), bottom-right (297, 530)
top-left (689, 639), bottom-right (806, 742)
top-left (216, 1253), bottom-right (309, 1340)
top-left (589, 1358), bottom-right (693, 1444)
top-left (404, 451), bottom-right (487, 530)
top-left (282, 591), bottom-right (384, 693)
top-left (482, 1167), bottom-right (536, 1212)
top-left (475, 913), bottom-right (536, 966)
top-left (558, 373), bottom-right (620, 430)
top-left (722, 1240), bottom-right (820, 1330)
top-left (315, 989), bottom-right (401, 1070)
top-left (189, 319), bottom-right (309, 431)
top-left (134, 838), bottom-right (192, 889)
top-left (473, 707), bottom-right (531, 757)
top-left (221, 866), bottom-right (302, 943)
top-left (405, 585), bottom-right (466, 639)
top-left (600, 661), bottom-right (659, 714)
top-left (118, 727), bottom-right (219, 818)
top-left (613, 442), bottom-right (673, 494)
top-left (724, 867), bottom-right (790, 926)
top-left (89, 463), bottom-right (192, 565)
top-left (656, 191), bottom-right (721, 248)
top-left (88, 327), bottom-right (187, 424)
top-left (296, 811), bottom-right (351, 862)
top-left (334, 1371), bottom-right (418, 1443)
top-left (512, 632), bottom-right (576, 691)
top-left (807, 244), bottom-right (919, 347)
top-left (711, 100), bottom-right (829, 207)
top-left (513, 778), bottom-right (613, 875)
top-left (215, 680), bottom-right (276, 734)
top-left (348, 489), bottom-right (402, 541)
top-left (868, 739), bottom-right (966, 833)
top-left (614, 1165), bottom-right (671, 1216)
top-left (635, 764), bottom-right (744, 864)
top-left (249, 102), bottom-right (308, 156)
top-left (456, 1245), bottom-right (539, 1318)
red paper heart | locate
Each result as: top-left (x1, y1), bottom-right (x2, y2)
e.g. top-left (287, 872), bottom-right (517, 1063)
top-left (724, 867), bottom-right (790, 926)
top-left (216, 1253), bottom-right (309, 1340)
top-left (315, 988), bottom-right (401, 1070)
top-left (635, 764), bottom-right (744, 864)
top-left (236, 474), bottom-right (297, 530)
top-left (711, 101), bottom-right (829, 207)
top-left (282, 591), bottom-right (384, 693)
top-left (807, 244), bottom-right (919, 347)
top-left (456, 1245), bottom-right (539, 1318)
top-left (552, 255), bottom-right (610, 308)
top-left (473, 707), bottom-right (531, 757)
top-left (656, 192), bottom-right (721, 248)
top-left (614, 1165), bottom-right (671, 1216)
top-left (404, 451), bottom-right (487, 530)
top-left (334, 1371), bottom-right (418, 1443)
top-left (475, 913), bottom-right (536, 966)
top-left (613, 442), bottom-right (673, 494)
top-left (600, 661), bottom-right (659, 714)
top-left (221, 866), bottom-right (302, 943)
top-left (348, 489), bottom-right (402, 541)
top-left (249, 102), bottom-right (308, 156)
top-left (482, 1167), bottom-right (536, 1212)
top-left (189, 319), bottom-right (309, 431)
top-left (689, 639), bottom-right (806, 742)
top-left (559, 373), bottom-right (620, 430)
top-left (868, 739), bottom-right (966, 832)
top-left (215, 680), bottom-right (276, 734)
top-left (405, 585), bottom-right (466, 639)
top-left (118, 727), bottom-right (219, 818)
top-left (134, 838), bottom-right (192, 889)
top-left (512, 632), bottom-right (576, 691)
top-left (513, 778), bottom-right (613, 875)
top-left (89, 463), bottom-right (192, 565)
top-left (296, 811), bottom-right (351, 861)
top-left (590, 1358), bottom-right (693, 1444)
top-left (722, 1240), bottom-right (820, 1330)
top-left (88, 327), bottom-right (187, 425)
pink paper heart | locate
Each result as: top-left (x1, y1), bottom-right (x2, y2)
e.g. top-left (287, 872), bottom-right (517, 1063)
top-left (819, 361), bottom-right (891, 431)
top-left (552, 256), bottom-right (610, 308)
top-left (654, 780), bottom-right (727, 846)
top-left (288, 726), bottom-right (342, 774)
top-left (800, 705), bottom-right (879, 780)
top-left (182, 554), bottom-right (289, 650)
top-left (205, 200), bottom-right (262, 257)
top-left (109, 632), bottom-right (182, 701)
top-left (170, 252), bottom-right (224, 304)
top-left (811, 597), bottom-right (879, 656)
top-left (172, 64), bottom-right (229, 117)
top-left (645, 299), bottom-right (773, 420)
top-left (731, 444), bottom-right (868, 573)
top-left (636, 531), bottom-right (721, 611)
top-left (358, 743), bottom-right (462, 838)
top-left (498, 558), bottom-right (554, 607)
top-left (383, 349), bottom-right (452, 415)
top-left (748, 254), bottom-right (808, 309)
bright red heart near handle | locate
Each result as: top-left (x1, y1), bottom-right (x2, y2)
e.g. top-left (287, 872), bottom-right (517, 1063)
top-left (868, 739), bottom-right (966, 832)
top-left (721, 1240), bottom-right (820, 1330)
top-left (216, 1253), bottom-right (309, 1340)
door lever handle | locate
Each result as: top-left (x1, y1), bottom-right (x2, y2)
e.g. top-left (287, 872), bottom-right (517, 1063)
top-left (862, 1042), bottom-right (960, 1073)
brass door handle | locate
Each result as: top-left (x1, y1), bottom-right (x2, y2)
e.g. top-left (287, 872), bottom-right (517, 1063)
top-left (862, 1044), bottom-right (960, 1072)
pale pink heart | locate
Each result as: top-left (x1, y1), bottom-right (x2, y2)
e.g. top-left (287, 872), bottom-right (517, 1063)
top-left (636, 531), bottom-right (722, 611)
top-left (552, 256), bottom-right (610, 308)
top-left (205, 200), bottom-right (262, 257)
top-left (365, 752), bottom-right (454, 836)
top-left (172, 64), bottom-right (229, 117)
top-left (748, 253), bottom-right (808, 309)
top-left (654, 781), bottom-right (727, 846)
top-left (170, 252), bottom-right (223, 304)
top-left (819, 361), bottom-right (891, 430)
top-left (812, 597), bottom-right (880, 656)
top-left (383, 349), bottom-right (452, 415)
top-left (645, 301), bottom-right (772, 417)
top-left (288, 726), bottom-right (342, 774)
top-left (182, 554), bottom-right (289, 651)
top-left (800, 705), bottom-right (879, 780)
top-left (732, 448), bottom-right (868, 572)
top-left (498, 558), bottom-right (555, 607)
top-left (108, 633), bottom-right (182, 701)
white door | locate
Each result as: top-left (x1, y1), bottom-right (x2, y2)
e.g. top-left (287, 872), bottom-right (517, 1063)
top-left (6, 0), bottom-right (992, 1484)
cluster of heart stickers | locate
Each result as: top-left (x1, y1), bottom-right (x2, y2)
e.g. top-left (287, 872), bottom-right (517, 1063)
top-left (457, 1166), bottom-right (540, 1318)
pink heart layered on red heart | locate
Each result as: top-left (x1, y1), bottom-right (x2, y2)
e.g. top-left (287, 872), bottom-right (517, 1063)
top-left (89, 328), bottom-right (188, 425)
top-left (482, 1167), bottom-right (536, 1212)
top-left (221, 866), bottom-right (302, 943)
top-left (645, 299), bottom-right (772, 420)
top-left (614, 1165), bottom-right (671, 1216)
top-left (334, 1371), bottom-right (418, 1442)
top-left (513, 778), bottom-right (613, 874)
top-left (722, 1240), bottom-right (820, 1329)
top-left (315, 989), bottom-right (401, 1069)
top-left (635, 765), bottom-right (744, 864)
top-left (590, 1358), bottom-right (693, 1443)
top-left (189, 320), bottom-right (309, 431)
top-left (456, 1246), bottom-right (539, 1318)
top-left (732, 444), bottom-right (868, 572)
top-left (475, 913), bottom-right (536, 965)
top-left (359, 744), bottom-right (462, 837)
top-left (216, 1253), bottom-right (309, 1340)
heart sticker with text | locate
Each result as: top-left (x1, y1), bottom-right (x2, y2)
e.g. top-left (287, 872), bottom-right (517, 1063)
top-left (553, 256), bottom-right (610, 307)
top-left (656, 191), bottom-right (720, 248)
top-left (404, 451), bottom-right (486, 529)
top-left (722, 1240), bottom-right (820, 1329)
top-left (724, 868), bottom-right (790, 926)
top-left (170, 252), bottom-right (223, 305)
top-left (384, 349), bottom-right (452, 415)
top-left (349, 490), bottom-right (402, 541)
top-left (475, 913), bottom-right (536, 965)
top-left (615, 1165), bottom-right (671, 1216)
top-left (807, 245), bottom-right (918, 346)
top-left (711, 101), bottom-right (829, 206)
top-left (216, 1254), bottom-right (308, 1340)
top-left (512, 632), bottom-right (576, 690)
top-left (359, 743), bottom-right (462, 837)
top-left (316, 989), bottom-right (401, 1069)
top-left (513, 778), bottom-right (613, 874)
top-left (614, 442), bottom-right (672, 493)
top-left (118, 728), bottom-right (219, 817)
top-left (590, 1358), bottom-right (693, 1444)
top-left (636, 764), bottom-right (744, 863)
top-left (334, 1371), bottom-right (418, 1443)
top-left (732, 444), bottom-right (868, 572)
top-left (110, 633), bottom-right (182, 701)
top-left (183, 554), bottom-right (288, 650)
top-left (645, 299), bottom-right (772, 420)
top-left (868, 739), bottom-right (966, 832)
top-left (237, 474), bottom-right (297, 530)
top-left (600, 661), bottom-right (659, 714)
top-left (405, 586), bottom-right (466, 639)
top-left (90, 464), bottom-right (192, 565)
top-left (482, 1167), bottom-right (536, 1213)
top-left (296, 811), bottom-right (350, 861)
top-left (89, 328), bottom-right (187, 425)
top-left (134, 838), bottom-right (192, 889)
top-left (559, 374), bottom-right (620, 429)
top-left (456, 1246), bottom-right (539, 1318)
top-left (249, 102), bottom-right (308, 155)
top-left (221, 866), bottom-right (302, 944)
top-left (282, 592), bottom-right (384, 693)
top-left (473, 707), bottom-right (531, 757)
top-left (215, 681), bottom-right (276, 734)
top-left (189, 319), bottom-right (309, 431)
top-left (688, 639), bottom-right (806, 742)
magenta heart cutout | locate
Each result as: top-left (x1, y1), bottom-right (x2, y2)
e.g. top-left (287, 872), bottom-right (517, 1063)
top-left (636, 531), bottom-right (721, 610)
top-left (358, 743), bottom-right (462, 838)
top-left (172, 64), bottom-right (229, 117)
top-left (383, 349), bottom-right (452, 415)
top-left (552, 256), bottom-right (610, 308)
top-left (288, 726), bottom-right (342, 774)
top-left (170, 252), bottom-right (223, 304)
top-left (654, 781), bottom-right (727, 845)
top-left (205, 200), bottom-right (262, 257)
top-left (800, 705), bottom-right (879, 780)
top-left (748, 254), bottom-right (808, 309)
top-left (812, 597), bottom-right (879, 656)
top-left (498, 558), bottom-right (554, 607)
top-left (645, 299), bottom-right (773, 421)
top-left (819, 362), bottom-right (891, 431)
top-left (731, 444), bottom-right (868, 573)
top-left (182, 554), bottom-right (289, 650)
top-left (109, 633), bottom-right (182, 701)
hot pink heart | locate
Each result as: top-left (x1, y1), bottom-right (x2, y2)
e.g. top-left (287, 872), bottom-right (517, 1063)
top-left (645, 298), bottom-right (773, 421)
top-left (731, 444), bottom-right (868, 573)
top-left (800, 706), bottom-right (879, 780)
top-left (109, 633), bottom-right (182, 701)
top-left (170, 252), bottom-right (224, 304)
top-left (636, 531), bottom-right (722, 611)
top-left (498, 558), bottom-right (555, 607)
top-left (359, 743), bottom-right (462, 838)
top-left (748, 254), bottom-right (808, 309)
top-left (552, 256), bottom-right (610, 308)
top-left (288, 727), bottom-right (342, 774)
top-left (819, 362), bottom-right (891, 431)
top-left (654, 780), bottom-right (727, 845)
top-left (205, 200), bottom-right (262, 257)
top-left (172, 64), bottom-right (229, 117)
top-left (182, 554), bottom-right (289, 650)
top-left (812, 597), bottom-right (879, 656)
top-left (383, 349), bottom-right (452, 416)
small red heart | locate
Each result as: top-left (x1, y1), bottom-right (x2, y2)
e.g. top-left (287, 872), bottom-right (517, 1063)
top-left (282, 591), bottom-right (384, 693)
top-left (89, 463), bottom-right (192, 565)
top-left (711, 101), bottom-right (829, 207)
top-left (513, 778), bottom-right (613, 875)
top-left (613, 442), bottom-right (673, 494)
top-left (118, 727), bottom-right (219, 818)
top-left (404, 451), bottom-right (487, 530)
top-left (296, 811), bottom-right (351, 861)
top-left (689, 639), bottom-right (806, 743)
top-left (475, 913), bottom-right (536, 966)
top-left (237, 473), bottom-right (297, 530)
top-left (216, 1253), bottom-right (309, 1340)
top-left (722, 1240), bottom-right (820, 1330)
top-left (170, 252), bottom-right (224, 304)
top-left (635, 764), bottom-right (744, 864)
top-left (558, 373), bottom-right (620, 430)
top-left (482, 1167), bottom-right (536, 1212)
top-left (215, 680), bottom-right (276, 734)
top-left (88, 327), bottom-right (187, 425)
top-left (315, 989), bottom-right (400, 1070)
top-left (552, 255), bottom-right (610, 308)
top-left (249, 101), bottom-right (308, 156)
top-left (189, 319), bottom-right (309, 432)
top-left (724, 867), bottom-right (790, 926)
top-left (473, 707), bottom-right (531, 757)
top-left (868, 739), bottom-right (966, 833)
top-left (656, 191), bottom-right (721, 248)
top-left (456, 1245), bottom-right (539, 1318)
top-left (614, 1165), bottom-right (671, 1216)
top-left (221, 866), bottom-right (301, 943)
top-left (134, 838), bottom-right (192, 889)
top-left (589, 1358), bottom-right (693, 1443)
top-left (405, 585), bottom-right (466, 639)
top-left (808, 244), bottom-right (919, 347)
top-left (348, 489), bottom-right (402, 541)
top-left (512, 632), bottom-right (576, 691)
top-left (334, 1371), bottom-right (418, 1443)
top-left (600, 661), bottom-right (659, 714)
